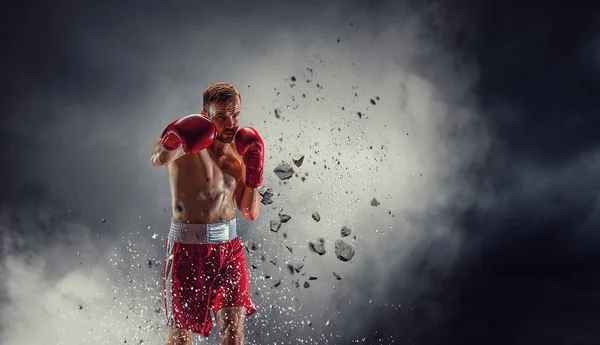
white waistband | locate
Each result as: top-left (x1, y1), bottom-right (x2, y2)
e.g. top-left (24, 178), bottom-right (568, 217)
top-left (168, 218), bottom-right (237, 244)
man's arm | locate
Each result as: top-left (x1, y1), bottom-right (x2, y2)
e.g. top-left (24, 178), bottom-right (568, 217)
top-left (150, 115), bottom-right (217, 167)
top-left (233, 126), bottom-right (265, 222)
top-left (235, 168), bottom-right (261, 221)
top-left (150, 139), bottom-right (185, 166)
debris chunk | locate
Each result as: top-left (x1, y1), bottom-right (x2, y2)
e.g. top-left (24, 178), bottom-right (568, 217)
top-left (292, 155), bottom-right (305, 167)
top-left (303, 281), bottom-right (310, 288)
top-left (312, 212), bottom-right (321, 222)
top-left (273, 164), bottom-right (294, 180)
top-left (279, 213), bottom-right (292, 223)
top-left (335, 239), bottom-right (355, 262)
top-left (258, 186), bottom-right (274, 205)
top-left (270, 219), bottom-right (282, 232)
top-left (258, 186), bottom-right (273, 198)
top-left (309, 242), bottom-right (326, 255)
top-left (293, 263), bottom-right (304, 273)
top-left (370, 198), bottom-right (380, 206)
top-left (333, 272), bottom-right (342, 280)
top-left (341, 226), bottom-right (352, 237)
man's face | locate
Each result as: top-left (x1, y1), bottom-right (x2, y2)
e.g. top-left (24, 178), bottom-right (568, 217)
top-left (204, 96), bottom-right (241, 143)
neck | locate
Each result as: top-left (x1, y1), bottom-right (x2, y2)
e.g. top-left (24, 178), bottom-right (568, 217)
top-left (210, 140), bottom-right (231, 155)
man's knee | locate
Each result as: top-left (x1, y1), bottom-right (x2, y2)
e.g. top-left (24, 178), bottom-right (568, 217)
top-left (216, 307), bottom-right (246, 344)
top-left (219, 322), bottom-right (244, 339)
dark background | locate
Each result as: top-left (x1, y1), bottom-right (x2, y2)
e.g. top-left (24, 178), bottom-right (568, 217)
top-left (1, 0), bottom-right (600, 344)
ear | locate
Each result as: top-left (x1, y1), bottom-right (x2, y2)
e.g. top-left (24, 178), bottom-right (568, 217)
top-left (201, 109), bottom-right (208, 117)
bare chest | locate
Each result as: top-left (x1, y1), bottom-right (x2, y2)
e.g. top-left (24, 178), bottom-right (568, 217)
top-left (170, 149), bottom-right (242, 197)
top-left (202, 150), bottom-right (242, 196)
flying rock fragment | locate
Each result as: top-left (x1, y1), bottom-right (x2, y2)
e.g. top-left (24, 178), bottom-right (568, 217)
top-left (312, 212), bottom-right (321, 222)
top-left (341, 226), bottom-right (352, 237)
top-left (279, 213), bottom-right (292, 223)
top-left (335, 239), bottom-right (355, 262)
top-left (309, 242), bottom-right (326, 255)
top-left (270, 219), bottom-right (282, 232)
top-left (303, 281), bottom-right (310, 288)
top-left (292, 155), bottom-right (305, 167)
top-left (294, 263), bottom-right (304, 273)
top-left (333, 272), bottom-right (342, 280)
top-left (370, 198), bottom-right (380, 206)
top-left (273, 163), bottom-right (294, 180)
top-left (243, 241), bottom-right (259, 252)
top-left (258, 186), bottom-right (274, 205)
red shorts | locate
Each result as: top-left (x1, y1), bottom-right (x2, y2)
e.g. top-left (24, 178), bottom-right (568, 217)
top-left (163, 234), bottom-right (257, 336)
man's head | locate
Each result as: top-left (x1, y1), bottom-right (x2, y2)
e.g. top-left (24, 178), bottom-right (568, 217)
top-left (201, 82), bottom-right (242, 144)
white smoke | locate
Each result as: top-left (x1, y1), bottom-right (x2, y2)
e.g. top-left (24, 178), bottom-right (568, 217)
top-left (0, 2), bottom-right (490, 344)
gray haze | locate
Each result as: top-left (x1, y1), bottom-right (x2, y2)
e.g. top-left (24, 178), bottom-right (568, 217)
top-left (1, 1), bottom-right (490, 344)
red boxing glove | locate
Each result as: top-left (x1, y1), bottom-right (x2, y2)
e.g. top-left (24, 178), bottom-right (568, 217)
top-left (234, 126), bottom-right (265, 189)
top-left (160, 114), bottom-right (217, 154)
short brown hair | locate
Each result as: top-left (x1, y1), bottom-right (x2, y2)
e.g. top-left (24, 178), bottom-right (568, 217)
top-left (203, 82), bottom-right (241, 115)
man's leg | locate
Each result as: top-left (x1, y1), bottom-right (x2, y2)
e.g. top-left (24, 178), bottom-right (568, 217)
top-left (216, 307), bottom-right (247, 345)
top-left (165, 328), bottom-right (194, 345)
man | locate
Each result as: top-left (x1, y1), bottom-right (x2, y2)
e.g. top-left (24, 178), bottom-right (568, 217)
top-left (150, 82), bottom-right (263, 345)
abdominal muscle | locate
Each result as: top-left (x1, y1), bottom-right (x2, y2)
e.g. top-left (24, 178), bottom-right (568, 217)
top-left (167, 150), bottom-right (238, 224)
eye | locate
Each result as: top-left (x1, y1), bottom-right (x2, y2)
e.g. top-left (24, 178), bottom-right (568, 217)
top-left (234, 113), bottom-right (240, 119)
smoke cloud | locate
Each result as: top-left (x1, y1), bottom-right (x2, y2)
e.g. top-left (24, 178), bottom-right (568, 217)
top-left (1, 1), bottom-right (500, 344)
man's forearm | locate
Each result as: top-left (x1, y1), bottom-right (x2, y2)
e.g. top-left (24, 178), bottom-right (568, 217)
top-left (151, 141), bottom-right (185, 166)
top-left (238, 186), bottom-right (261, 221)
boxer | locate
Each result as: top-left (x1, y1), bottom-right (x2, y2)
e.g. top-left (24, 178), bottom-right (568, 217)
top-left (150, 82), bottom-right (263, 345)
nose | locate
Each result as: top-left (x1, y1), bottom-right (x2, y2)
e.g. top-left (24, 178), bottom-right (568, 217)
top-left (225, 116), bottom-right (235, 128)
